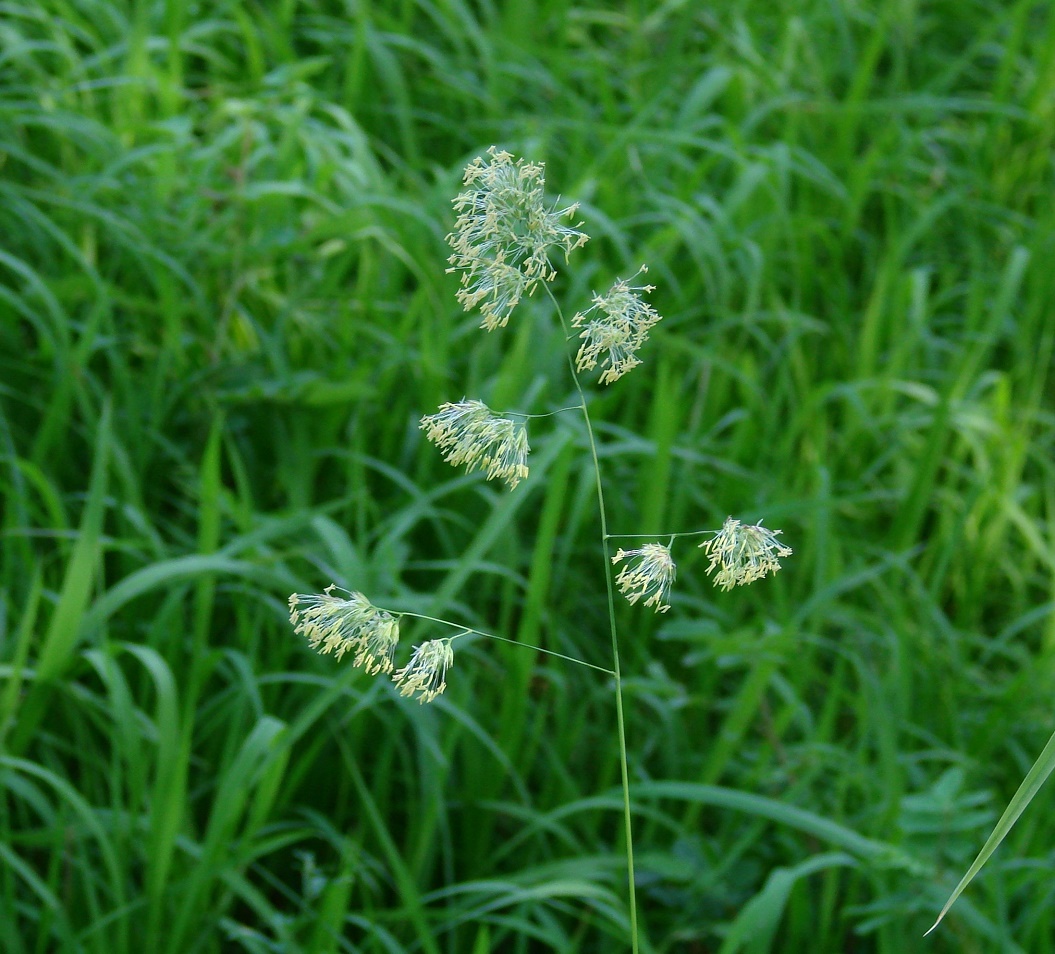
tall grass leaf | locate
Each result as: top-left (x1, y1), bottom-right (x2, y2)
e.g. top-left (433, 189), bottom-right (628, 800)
top-left (427, 876), bottom-right (628, 943)
top-left (80, 554), bottom-right (263, 637)
top-left (343, 745), bottom-right (442, 954)
top-left (33, 402), bottom-right (110, 681)
top-left (471, 923), bottom-right (490, 954)
top-left (0, 755), bottom-right (126, 932)
top-left (924, 726), bottom-right (1055, 936)
top-left (700, 653), bottom-right (781, 787)
top-left (307, 832), bottom-right (358, 954)
top-left (167, 715), bottom-right (288, 954)
top-left (0, 249), bottom-right (70, 354)
top-left (117, 644), bottom-right (183, 937)
top-left (189, 413), bottom-right (225, 712)
top-left (0, 567), bottom-right (41, 745)
top-left (8, 405), bottom-right (110, 754)
top-left (636, 780), bottom-right (921, 870)
top-left (716, 852), bottom-right (857, 954)
top-left (0, 841), bottom-right (65, 953)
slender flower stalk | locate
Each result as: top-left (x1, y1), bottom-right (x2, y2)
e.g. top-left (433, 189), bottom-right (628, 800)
top-left (420, 399), bottom-right (530, 489)
top-left (547, 282), bottom-right (643, 954)
top-left (699, 517), bottom-right (793, 590)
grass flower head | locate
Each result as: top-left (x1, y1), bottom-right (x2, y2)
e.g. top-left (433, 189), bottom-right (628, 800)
top-left (393, 638), bottom-right (455, 703)
top-left (447, 146), bottom-right (589, 331)
top-left (611, 543), bottom-right (677, 612)
top-left (572, 266), bottom-right (663, 384)
top-left (421, 399), bottom-right (530, 489)
top-left (289, 586), bottom-right (399, 674)
top-left (699, 517), bottom-right (792, 591)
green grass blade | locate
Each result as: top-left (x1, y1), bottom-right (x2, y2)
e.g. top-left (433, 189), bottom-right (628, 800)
top-left (925, 726), bottom-right (1055, 936)
top-left (636, 780), bottom-right (920, 868)
top-left (717, 852), bottom-right (857, 954)
top-left (34, 402), bottom-right (110, 681)
top-left (8, 404), bottom-right (110, 754)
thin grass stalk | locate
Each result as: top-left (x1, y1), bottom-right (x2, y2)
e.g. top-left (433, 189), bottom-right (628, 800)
top-left (548, 284), bottom-right (641, 953)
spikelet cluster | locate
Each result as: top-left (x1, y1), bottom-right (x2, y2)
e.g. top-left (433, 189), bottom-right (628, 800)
top-left (572, 267), bottom-right (663, 384)
top-left (288, 587), bottom-right (399, 674)
top-left (612, 543), bottom-right (677, 613)
top-left (421, 399), bottom-right (530, 489)
top-left (699, 517), bottom-right (793, 591)
top-left (447, 147), bottom-right (589, 331)
top-left (291, 150), bottom-right (793, 719)
top-left (392, 638), bottom-right (455, 704)
top-left (290, 587), bottom-right (459, 703)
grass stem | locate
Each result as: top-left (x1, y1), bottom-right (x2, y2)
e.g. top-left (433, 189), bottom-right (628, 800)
top-left (547, 283), bottom-right (642, 954)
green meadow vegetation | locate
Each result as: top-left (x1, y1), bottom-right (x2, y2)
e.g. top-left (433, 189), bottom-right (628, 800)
top-left (2, 0), bottom-right (1054, 951)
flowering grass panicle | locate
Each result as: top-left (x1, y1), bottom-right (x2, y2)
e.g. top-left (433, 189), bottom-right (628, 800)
top-left (288, 586), bottom-right (399, 674)
top-left (572, 266), bottom-right (663, 384)
top-left (612, 543), bottom-right (677, 612)
top-left (291, 149), bottom-right (794, 953)
top-left (699, 517), bottom-right (793, 591)
top-left (447, 146), bottom-right (589, 330)
top-left (393, 638), bottom-right (455, 703)
top-left (421, 399), bottom-right (530, 489)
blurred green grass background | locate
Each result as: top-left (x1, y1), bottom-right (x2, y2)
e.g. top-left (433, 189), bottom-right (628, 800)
top-left (1, 0), bottom-right (1054, 951)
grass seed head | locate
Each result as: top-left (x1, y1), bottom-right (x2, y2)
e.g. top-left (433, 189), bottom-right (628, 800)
top-left (611, 543), bottom-right (677, 612)
top-left (420, 399), bottom-right (530, 489)
top-left (572, 266), bottom-right (662, 384)
top-left (699, 518), bottom-right (792, 591)
top-left (447, 146), bottom-right (589, 331)
top-left (392, 638), bottom-right (455, 703)
top-left (289, 586), bottom-right (399, 674)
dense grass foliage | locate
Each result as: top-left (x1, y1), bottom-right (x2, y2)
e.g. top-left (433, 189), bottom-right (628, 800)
top-left (2, 0), bottom-right (1054, 951)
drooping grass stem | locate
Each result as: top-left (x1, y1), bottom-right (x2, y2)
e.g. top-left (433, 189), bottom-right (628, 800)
top-left (393, 610), bottom-right (615, 675)
top-left (547, 283), bottom-right (642, 954)
top-left (607, 530), bottom-right (712, 540)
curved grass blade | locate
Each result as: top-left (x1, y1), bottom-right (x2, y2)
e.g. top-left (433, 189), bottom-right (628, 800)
top-left (925, 726), bottom-right (1055, 935)
top-left (718, 852), bottom-right (857, 954)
